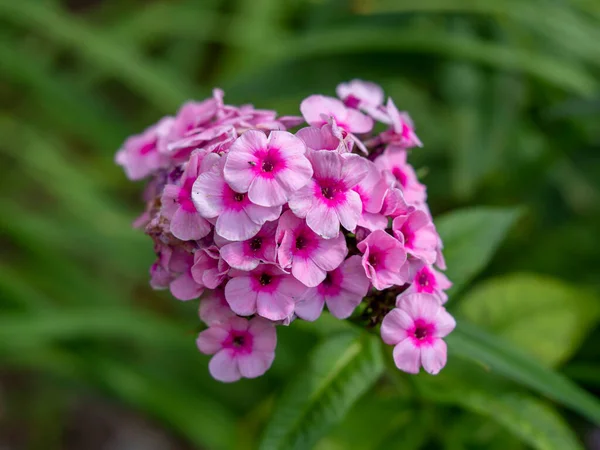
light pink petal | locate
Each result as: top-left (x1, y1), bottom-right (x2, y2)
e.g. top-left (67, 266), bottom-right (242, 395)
top-left (209, 350), bottom-right (241, 383)
top-left (421, 339), bottom-right (447, 375)
top-left (288, 183), bottom-right (316, 218)
top-left (335, 190), bottom-right (363, 233)
top-left (307, 201), bottom-right (339, 239)
top-left (434, 269), bottom-right (452, 291)
top-left (294, 288), bottom-right (324, 322)
top-left (393, 339), bottom-right (421, 374)
top-left (256, 291), bottom-right (295, 321)
top-left (170, 272), bottom-right (203, 301)
top-left (276, 210), bottom-right (303, 242)
top-left (340, 256), bottom-right (370, 295)
top-left (311, 232), bottom-right (347, 271)
top-left (216, 209), bottom-right (261, 241)
top-left (220, 242), bottom-right (258, 271)
top-left (277, 275), bottom-right (309, 300)
top-left (344, 108), bottom-right (374, 133)
top-left (248, 318), bottom-right (277, 352)
top-left (340, 154), bottom-right (369, 188)
top-left (309, 149), bottom-right (342, 180)
top-left (381, 308), bottom-right (412, 345)
top-left (237, 351), bottom-right (275, 379)
top-left (300, 95), bottom-right (347, 127)
top-left (199, 290), bottom-right (235, 325)
top-left (292, 257), bottom-right (326, 288)
top-left (192, 172), bottom-right (224, 218)
top-left (248, 176), bottom-right (288, 207)
top-left (326, 290), bottom-right (362, 319)
top-left (170, 208), bottom-right (211, 241)
top-left (277, 230), bottom-right (295, 269)
top-left (224, 276), bottom-right (258, 316)
top-left (274, 161), bottom-right (313, 193)
top-left (358, 212), bottom-right (388, 231)
top-left (196, 327), bottom-right (228, 354)
top-left (434, 308), bottom-right (456, 338)
top-left (244, 202), bottom-right (281, 226)
top-left (397, 293), bottom-right (440, 321)
top-left (223, 131), bottom-right (268, 192)
top-left (268, 130), bottom-right (306, 157)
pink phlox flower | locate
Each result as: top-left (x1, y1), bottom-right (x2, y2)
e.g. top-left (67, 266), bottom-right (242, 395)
top-left (381, 187), bottom-right (413, 217)
top-left (224, 264), bottom-right (307, 321)
top-left (381, 293), bottom-right (455, 374)
top-left (295, 255), bottom-right (370, 321)
top-left (167, 248), bottom-right (205, 301)
top-left (158, 91), bottom-right (223, 156)
top-left (191, 245), bottom-right (229, 289)
top-left (160, 152), bottom-right (212, 241)
top-left (336, 79), bottom-right (390, 123)
top-left (352, 159), bottom-right (388, 231)
top-left (296, 124), bottom-right (346, 153)
top-left (199, 286), bottom-right (236, 325)
top-left (401, 265), bottom-right (452, 304)
top-left (288, 150), bottom-right (368, 239)
top-left (224, 130), bottom-right (313, 207)
top-left (115, 117), bottom-right (172, 180)
top-left (357, 230), bottom-right (409, 290)
top-left (300, 95), bottom-right (373, 134)
top-left (380, 98), bottom-right (422, 148)
top-left (218, 221), bottom-right (278, 271)
top-left (192, 159), bottom-right (281, 241)
top-left (197, 316), bottom-right (277, 382)
top-left (375, 147), bottom-right (427, 206)
top-left (276, 210), bottom-right (348, 287)
top-left (392, 209), bottom-right (439, 265)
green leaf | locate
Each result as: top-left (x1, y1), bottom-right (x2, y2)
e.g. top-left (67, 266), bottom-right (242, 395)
top-left (259, 332), bottom-right (385, 450)
top-left (448, 321), bottom-right (600, 425)
top-left (459, 274), bottom-right (600, 366)
top-left (416, 362), bottom-right (583, 450)
top-left (436, 207), bottom-right (521, 294)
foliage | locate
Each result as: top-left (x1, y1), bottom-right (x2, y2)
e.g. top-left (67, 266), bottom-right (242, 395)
top-left (1, 0), bottom-right (599, 449)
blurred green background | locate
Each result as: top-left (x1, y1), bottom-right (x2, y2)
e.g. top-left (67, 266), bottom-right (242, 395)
top-left (1, 0), bottom-right (600, 449)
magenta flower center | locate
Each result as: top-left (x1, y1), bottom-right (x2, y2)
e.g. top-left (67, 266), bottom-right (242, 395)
top-left (316, 179), bottom-right (346, 205)
top-left (223, 330), bottom-right (253, 354)
top-left (343, 95), bottom-right (361, 109)
top-left (368, 254), bottom-right (378, 267)
top-left (253, 147), bottom-right (286, 178)
top-left (295, 236), bottom-right (306, 250)
top-left (139, 140), bottom-right (156, 155)
top-left (262, 160), bottom-right (275, 172)
top-left (409, 318), bottom-right (436, 347)
top-left (234, 193), bottom-right (245, 202)
top-left (392, 167), bottom-right (408, 188)
top-left (317, 269), bottom-right (343, 297)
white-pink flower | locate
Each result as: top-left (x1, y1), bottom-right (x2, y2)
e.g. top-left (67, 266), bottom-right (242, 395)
top-left (402, 265), bottom-right (452, 304)
top-left (115, 117), bottom-right (172, 180)
top-left (224, 264), bottom-right (307, 321)
top-left (223, 130), bottom-right (313, 207)
top-left (381, 293), bottom-right (455, 374)
top-left (375, 148), bottom-right (426, 206)
top-left (160, 152), bottom-right (212, 241)
top-left (295, 256), bottom-right (370, 321)
top-left (276, 210), bottom-right (348, 287)
top-left (192, 161), bottom-right (281, 241)
top-left (357, 230), bottom-right (409, 290)
top-left (288, 150), bottom-right (367, 239)
top-left (335, 79), bottom-right (389, 123)
top-left (218, 221), bottom-right (277, 271)
top-left (392, 209), bottom-right (439, 265)
top-left (197, 316), bottom-right (277, 382)
top-left (380, 98), bottom-right (422, 148)
top-left (300, 95), bottom-right (373, 134)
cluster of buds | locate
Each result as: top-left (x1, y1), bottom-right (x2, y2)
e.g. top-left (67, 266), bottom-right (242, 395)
top-left (116, 80), bottom-right (455, 382)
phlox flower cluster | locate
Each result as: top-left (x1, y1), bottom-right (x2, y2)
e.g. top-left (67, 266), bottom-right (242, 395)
top-left (116, 80), bottom-right (455, 382)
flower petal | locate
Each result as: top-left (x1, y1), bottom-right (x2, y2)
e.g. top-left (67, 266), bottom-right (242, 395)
top-left (381, 308), bottom-right (412, 345)
top-left (209, 350), bottom-right (241, 383)
top-left (421, 339), bottom-right (447, 375)
top-left (392, 339), bottom-right (421, 374)
top-left (224, 276), bottom-right (258, 316)
top-left (196, 326), bottom-right (228, 354)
